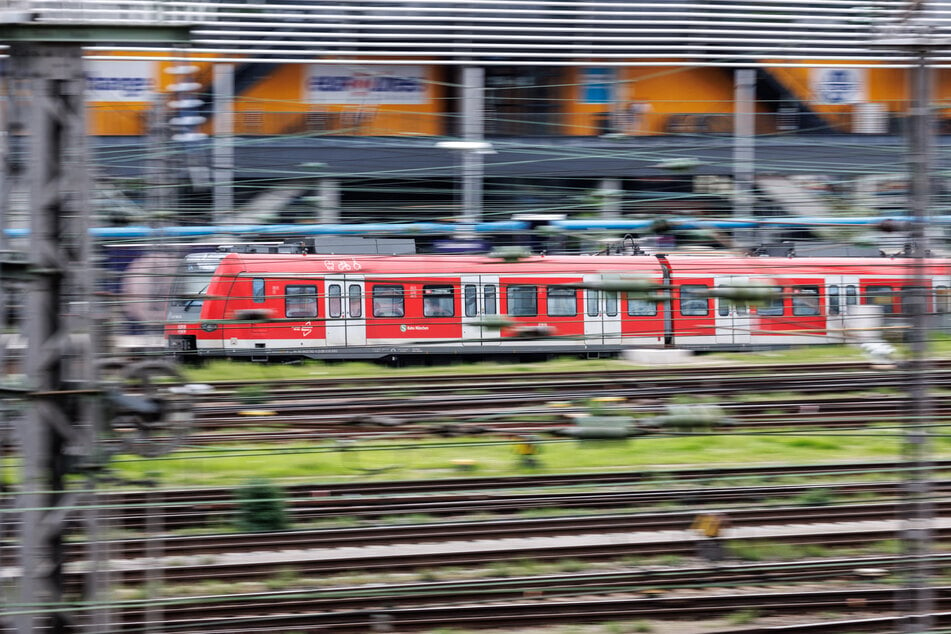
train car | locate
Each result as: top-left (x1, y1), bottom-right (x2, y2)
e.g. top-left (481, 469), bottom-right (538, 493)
top-left (164, 251), bottom-right (951, 361)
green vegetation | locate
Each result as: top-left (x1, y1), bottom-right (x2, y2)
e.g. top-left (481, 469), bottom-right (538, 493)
top-left (104, 420), bottom-right (951, 486)
top-left (234, 478), bottom-right (289, 532)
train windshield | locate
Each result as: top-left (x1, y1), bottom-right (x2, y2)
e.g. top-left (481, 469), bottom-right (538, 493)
top-left (166, 253), bottom-right (225, 322)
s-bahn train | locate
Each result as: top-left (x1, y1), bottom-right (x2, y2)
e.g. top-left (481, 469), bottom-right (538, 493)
top-left (164, 250), bottom-right (951, 361)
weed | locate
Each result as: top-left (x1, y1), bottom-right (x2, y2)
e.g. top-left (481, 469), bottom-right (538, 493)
top-left (727, 608), bottom-right (760, 625)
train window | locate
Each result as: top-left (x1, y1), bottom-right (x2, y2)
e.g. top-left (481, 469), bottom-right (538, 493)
top-left (586, 289), bottom-right (600, 317)
top-left (717, 294), bottom-right (729, 317)
top-left (605, 291), bottom-right (618, 317)
top-left (627, 295), bottom-right (657, 316)
top-left (792, 286), bottom-right (820, 316)
top-left (846, 285), bottom-right (857, 306)
top-left (372, 285), bottom-right (404, 318)
top-left (252, 278), bottom-right (265, 303)
top-left (901, 286), bottom-right (930, 315)
top-left (679, 285), bottom-right (709, 317)
top-left (464, 285), bottom-right (478, 317)
top-left (285, 285), bottom-right (318, 318)
top-left (328, 284), bottom-right (342, 318)
top-left (508, 285), bottom-right (537, 316)
top-left (865, 285), bottom-right (894, 314)
top-left (423, 285), bottom-right (455, 317)
top-left (547, 287), bottom-right (577, 317)
top-left (348, 284), bottom-right (362, 318)
top-left (829, 285), bottom-right (840, 315)
top-left (757, 287), bottom-right (785, 316)
top-left (937, 286), bottom-right (950, 313)
top-left (484, 285), bottom-right (497, 315)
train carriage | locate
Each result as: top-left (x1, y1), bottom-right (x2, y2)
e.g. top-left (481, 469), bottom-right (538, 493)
top-left (165, 251), bottom-right (951, 361)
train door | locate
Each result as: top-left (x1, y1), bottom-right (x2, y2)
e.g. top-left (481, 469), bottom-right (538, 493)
top-left (461, 275), bottom-right (500, 347)
top-left (826, 276), bottom-right (859, 343)
top-left (582, 274), bottom-right (621, 345)
top-left (713, 276), bottom-right (752, 346)
top-left (325, 276), bottom-right (366, 348)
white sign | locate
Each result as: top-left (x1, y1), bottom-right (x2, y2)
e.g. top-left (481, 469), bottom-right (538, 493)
top-left (306, 65), bottom-right (426, 104)
top-left (810, 68), bottom-right (866, 105)
top-left (85, 60), bottom-right (155, 102)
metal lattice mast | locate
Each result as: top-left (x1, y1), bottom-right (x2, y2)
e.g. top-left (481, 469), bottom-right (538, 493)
top-left (0, 18), bottom-right (190, 633)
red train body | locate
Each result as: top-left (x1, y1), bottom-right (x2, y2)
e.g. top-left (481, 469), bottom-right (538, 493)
top-left (164, 252), bottom-right (951, 360)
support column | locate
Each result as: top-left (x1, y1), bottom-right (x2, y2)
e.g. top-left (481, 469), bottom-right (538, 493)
top-left (899, 45), bottom-right (934, 634)
top-left (733, 68), bottom-right (756, 245)
top-left (461, 66), bottom-right (485, 228)
top-left (317, 178), bottom-right (341, 224)
top-left (212, 63), bottom-right (234, 224)
top-left (598, 178), bottom-right (622, 218)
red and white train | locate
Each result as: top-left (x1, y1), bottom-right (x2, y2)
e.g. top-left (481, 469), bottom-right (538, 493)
top-left (164, 251), bottom-right (951, 360)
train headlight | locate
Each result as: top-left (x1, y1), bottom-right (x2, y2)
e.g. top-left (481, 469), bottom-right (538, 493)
top-left (200, 322), bottom-right (219, 332)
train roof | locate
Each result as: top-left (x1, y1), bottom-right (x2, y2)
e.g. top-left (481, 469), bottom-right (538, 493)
top-left (213, 252), bottom-right (951, 278)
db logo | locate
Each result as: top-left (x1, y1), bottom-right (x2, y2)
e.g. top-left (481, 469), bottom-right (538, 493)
top-left (400, 324), bottom-right (407, 332)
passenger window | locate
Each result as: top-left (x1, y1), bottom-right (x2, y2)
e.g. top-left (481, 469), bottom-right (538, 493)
top-left (757, 287), bottom-right (785, 316)
top-left (679, 285), bottom-right (709, 317)
top-left (372, 285), bottom-right (404, 318)
top-left (627, 294), bottom-right (657, 316)
top-left (901, 286), bottom-right (930, 315)
top-left (829, 285), bottom-right (840, 316)
top-left (846, 285), bottom-right (857, 306)
top-left (484, 284), bottom-right (497, 315)
top-left (792, 285), bottom-right (820, 316)
top-left (285, 285), bottom-right (318, 318)
top-left (508, 285), bottom-right (537, 316)
top-left (252, 278), bottom-right (265, 303)
top-left (348, 284), bottom-right (362, 318)
top-left (547, 286), bottom-right (577, 317)
top-left (464, 285), bottom-right (478, 317)
top-left (586, 288), bottom-right (600, 317)
top-left (865, 285), bottom-right (894, 314)
top-left (605, 291), bottom-right (618, 317)
top-left (423, 285), bottom-right (454, 317)
top-left (328, 284), bottom-right (342, 318)
top-left (937, 286), bottom-right (950, 314)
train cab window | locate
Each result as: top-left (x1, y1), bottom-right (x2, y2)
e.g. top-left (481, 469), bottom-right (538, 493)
top-left (605, 291), bottom-right (618, 317)
top-left (508, 285), bottom-right (537, 316)
top-left (348, 284), bottom-right (362, 318)
top-left (328, 284), bottom-right (343, 318)
top-left (484, 285), bottom-right (497, 315)
top-left (252, 278), bottom-right (265, 303)
top-left (937, 286), bottom-right (950, 313)
top-left (423, 285), bottom-right (455, 317)
top-left (829, 285), bottom-right (840, 315)
top-left (547, 286), bottom-right (577, 317)
top-left (865, 285), bottom-right (894, 314)
top-left (756, 287), bottom-right (785, 316)
top-left (627, 295), bottom-right (657, 316)
top-left (792, 286), bottom-right (820, 316)
top-left (718, 295), bottom-right (729, 317)
top-left (372, 285), bottom-right (404, 318)
top-left (464, 285), bottom-right (478, 317)
top-left (846, 285), bottom-right (857, 306)
top-left (679, 285), bottom-right (709, 317)
top-left (586, 289), bottom-right (600, 317)
top-left (285, 285), bottom-right (318, 318)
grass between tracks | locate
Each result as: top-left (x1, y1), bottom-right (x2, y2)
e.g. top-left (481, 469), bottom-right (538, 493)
top-left (109, 425), bottom-right (950, 487)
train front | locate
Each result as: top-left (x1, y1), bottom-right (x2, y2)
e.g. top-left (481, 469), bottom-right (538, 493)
top-left (165, 252), bottom-right (228, 358)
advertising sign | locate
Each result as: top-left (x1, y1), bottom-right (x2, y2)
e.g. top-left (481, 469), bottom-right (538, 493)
top-left (85, 60), bottom-right (155, 102)
top-left (810, 68), bottom-right (866, 105)
top-left (306, 65), bottom-right (426, 104)
top-left (581, 67), bottom-right (614, 104)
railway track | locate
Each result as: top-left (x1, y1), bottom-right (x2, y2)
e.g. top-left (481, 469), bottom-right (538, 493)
top-left (107, 555), bottom-right (931, 632)
top-left (64, 498), bottom-right (951, 560)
